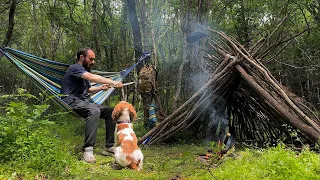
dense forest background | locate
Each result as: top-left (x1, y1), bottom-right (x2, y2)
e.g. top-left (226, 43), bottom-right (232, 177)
top-left (1, 0), bottom-right (320, 114)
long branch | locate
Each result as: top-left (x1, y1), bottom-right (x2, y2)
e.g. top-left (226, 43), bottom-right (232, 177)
top-left (212, 30), bottom-right (320, 134)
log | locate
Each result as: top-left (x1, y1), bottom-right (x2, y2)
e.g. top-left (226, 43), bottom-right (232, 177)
top-left (235, 63), bottom-right (320, 141)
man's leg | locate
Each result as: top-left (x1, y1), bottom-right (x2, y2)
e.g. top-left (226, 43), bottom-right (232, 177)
top-left (97, 104), bottom-right (115, 148)
top-left (67, 98), bottom-right (101, 163)
top-left (71, 99), bottom-right (101, 149)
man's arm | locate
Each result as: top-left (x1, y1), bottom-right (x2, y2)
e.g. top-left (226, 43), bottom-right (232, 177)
top-left (82, 72), bottom-right (123, 90)
top-left (88, 84), bottom-right (111, 93)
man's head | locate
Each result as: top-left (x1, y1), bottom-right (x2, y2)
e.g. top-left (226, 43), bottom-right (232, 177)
top-left (76, 47), bottom-right (95, 72)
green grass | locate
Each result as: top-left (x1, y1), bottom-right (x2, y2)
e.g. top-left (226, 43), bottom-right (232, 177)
top-left (0, 107), bottom-right (319, 179)
top-left (50, 115), bottom-right (213, 179)
top-left (213, 145), bottom-right (320, 180)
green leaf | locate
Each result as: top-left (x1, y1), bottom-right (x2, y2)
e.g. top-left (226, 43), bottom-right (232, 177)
top-left (40, 120), bottom-right (55, 125)
top-left (27, 119), bottom-right (34, 123)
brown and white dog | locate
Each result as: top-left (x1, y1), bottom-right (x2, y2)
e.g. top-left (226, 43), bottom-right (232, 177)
top-left (111, 101), bottom-right (143, 171)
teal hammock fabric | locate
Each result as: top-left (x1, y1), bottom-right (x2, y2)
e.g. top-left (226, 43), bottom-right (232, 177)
top-left (0, 47), bottom-right (150, 112)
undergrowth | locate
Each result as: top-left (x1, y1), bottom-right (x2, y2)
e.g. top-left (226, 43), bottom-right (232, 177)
top-left (0, 89), bottom-right (319, 179)
top-left (0, 89), bottom-right (81, 179)
top-left (212, 144), bottom-right (320, 180)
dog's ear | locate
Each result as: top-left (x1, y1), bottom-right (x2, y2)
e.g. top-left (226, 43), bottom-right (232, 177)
top-left (128, 103), bottom-right (137, 121)
top-left (112, 104), bottom-right (122, 121)
top-left (111, 109), bottom-right (119, 121)
top-left (130, 111), bottom-right (137, 122)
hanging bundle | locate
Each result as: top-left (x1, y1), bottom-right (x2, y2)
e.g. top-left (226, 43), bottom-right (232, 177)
top-left (138, 64), bottom-right (156, 94)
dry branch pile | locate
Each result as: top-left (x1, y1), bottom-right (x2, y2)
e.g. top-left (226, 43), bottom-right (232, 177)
top-left (139, 27), bottom-right (320, 145)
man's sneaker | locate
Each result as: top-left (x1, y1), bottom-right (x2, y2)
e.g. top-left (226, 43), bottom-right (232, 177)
top-left (83, 146), bottom-right (96, 163)
top-left (101, 146), bottom-right (115, 156)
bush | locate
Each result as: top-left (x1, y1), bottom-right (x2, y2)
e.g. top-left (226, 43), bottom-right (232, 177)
top-left (0, 89), bottom-right (77, 178)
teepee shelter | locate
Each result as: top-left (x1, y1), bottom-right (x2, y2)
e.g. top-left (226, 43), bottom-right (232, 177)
top-left (139, 28), bottom-right (320, 145)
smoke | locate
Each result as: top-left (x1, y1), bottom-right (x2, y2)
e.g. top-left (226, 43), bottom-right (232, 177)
top-left (185, 20), bottom-right (216, 93)
top-left (184, 21), bottom-right (230, 142)
top-left (206, 107), bottom-right (229, 142)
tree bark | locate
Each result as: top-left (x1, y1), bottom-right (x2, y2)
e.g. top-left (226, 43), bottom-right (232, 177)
top-left (125, 0), bottom-right (143, 73)
top-left (49, 0), bottom-right (62, 60)
top-left (149, 0), bottom-right (158, 67)
top-left (173, 42), bottom-right (188, 110)
top-left (92, 0), bottom-right (101, 63)
top-left (121, 0), bottom-right (128, 64)
top-left (32, 0), bottom-right (45, 57)
top-left (138, 0), bottom-right (149, 50)
top-left (172, 0), bottom-right (191, 110)
top-left (236, 0), bottom-right (250, 49)
top-left (3, 0), bottom-right (18, 46)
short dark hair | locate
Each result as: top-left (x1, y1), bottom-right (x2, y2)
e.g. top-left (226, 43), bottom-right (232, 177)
top-left (76, 47), bottom-right (92, 61)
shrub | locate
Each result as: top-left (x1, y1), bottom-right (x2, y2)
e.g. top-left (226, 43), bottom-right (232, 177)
top-left (0, 89), bottom-right (77, 178)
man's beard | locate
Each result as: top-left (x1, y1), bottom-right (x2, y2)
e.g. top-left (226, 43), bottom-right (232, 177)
top-left (83, 60), bottom-right (92, 72)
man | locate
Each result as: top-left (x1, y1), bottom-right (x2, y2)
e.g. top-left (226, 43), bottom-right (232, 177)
top-left (61, 47), bottom-right (123, 163)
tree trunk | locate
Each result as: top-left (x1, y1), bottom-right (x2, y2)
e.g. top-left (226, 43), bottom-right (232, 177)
top-left (236, 0), bottom-right (250, 49)
top-left (172, 0), bottom-right (191, 110)
top-left (101, 0), bottom-right (117, 69)
top-left (173, 42), bottom-right (188, 110)
top-left (49, 0), bottom-right (62, 60)
top-left (138, 0), bottom-right (149, 50)
top-left (150, 0), bottom-right (158, 68)
top-left (84, 0), bottom-right (87, 15)
top-left (125, 0), bottom-right (143, 73)
top-left (3, 0), bottom-right (18, 46)
top-left (121, 0), bottom-right (129, 64)
top-left (92, 0), bottom-right (101, 63)
top-left (32, 0), bottom-right (45, 57)
top-left (125, 0), bottom-right (143, 106)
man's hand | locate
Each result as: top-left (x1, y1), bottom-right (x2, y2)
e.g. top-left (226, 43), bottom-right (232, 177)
top-left (113, 82), bottom-right (123, 88)
top-left (101, 84), bottom-right (110, 91)
top-left (100, 82), bottom-right (122, 91)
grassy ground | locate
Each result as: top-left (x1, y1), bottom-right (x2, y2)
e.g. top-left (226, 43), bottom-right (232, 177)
top-left (1, 111), bottom-right (320, 179)
top-left (50, 115), bottom-right (214, 179)
top-left (66, 143), bottom-right (213, 180)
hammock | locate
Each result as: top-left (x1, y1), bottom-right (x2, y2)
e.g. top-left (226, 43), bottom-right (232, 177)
top-left (0, 47), bottom-right (149, 112)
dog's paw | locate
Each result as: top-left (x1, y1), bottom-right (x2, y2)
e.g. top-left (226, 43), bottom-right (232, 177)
top-left (111, 163), bottom-right (123, 170)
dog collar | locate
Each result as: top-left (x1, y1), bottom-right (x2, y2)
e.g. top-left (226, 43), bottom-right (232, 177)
top-left (117, 120), bottom-right (131, 124)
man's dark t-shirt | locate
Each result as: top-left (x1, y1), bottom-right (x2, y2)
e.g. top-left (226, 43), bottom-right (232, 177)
top-left (61, 64), bottom-right (91, 100)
